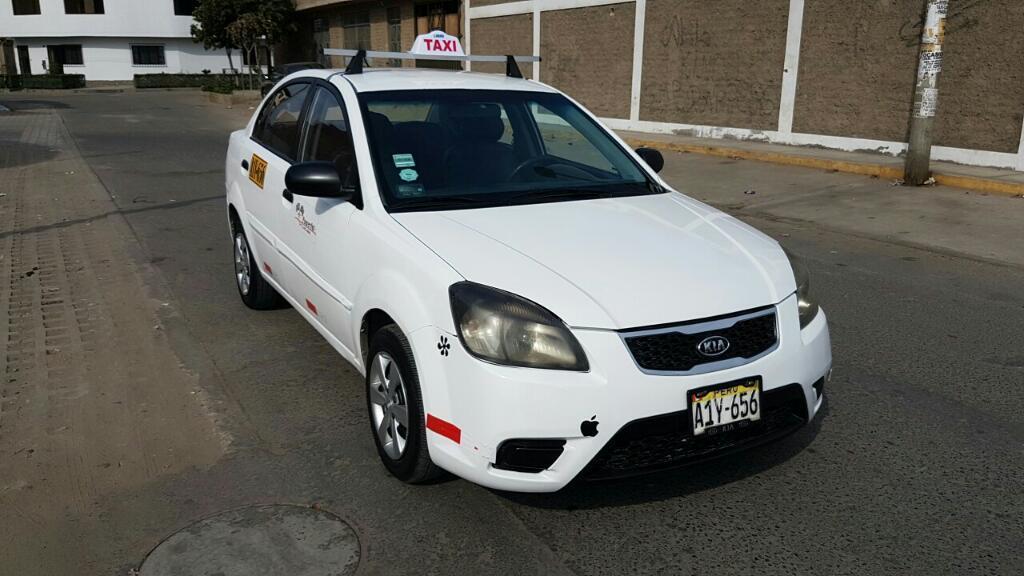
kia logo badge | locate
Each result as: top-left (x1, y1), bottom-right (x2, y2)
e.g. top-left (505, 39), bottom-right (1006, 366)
top-left (697, 335), bottom-right (730, 357)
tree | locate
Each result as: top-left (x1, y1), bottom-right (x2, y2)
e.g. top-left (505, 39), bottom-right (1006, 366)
top-left (228, 13), bottom-right (263, 89)
top-left (191, 0), bottom-right (240, 72)
top-left (192, 0), bottom-right (295, 83)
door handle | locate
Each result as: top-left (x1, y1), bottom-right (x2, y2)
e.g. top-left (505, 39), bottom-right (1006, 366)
top-left (282, 189), bottom-right (293, 203)
top-left (241, 159), bottom-right (249, 171)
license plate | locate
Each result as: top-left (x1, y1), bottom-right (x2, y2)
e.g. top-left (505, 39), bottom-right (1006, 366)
top-left (688, 377), bottom-right (761, 436)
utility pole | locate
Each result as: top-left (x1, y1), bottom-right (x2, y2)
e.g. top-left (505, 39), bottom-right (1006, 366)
top-left (904, 0), bottom-right (949, 185)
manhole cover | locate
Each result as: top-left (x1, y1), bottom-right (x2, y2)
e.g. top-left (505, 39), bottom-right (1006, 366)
top-left (140, 505), bottom-right (360, 576)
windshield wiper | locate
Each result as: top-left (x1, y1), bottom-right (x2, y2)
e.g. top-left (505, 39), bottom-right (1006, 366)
top-left (506, 183), bottom-right (655, 204)
top-left (389, 195), bottom-right (491, 212)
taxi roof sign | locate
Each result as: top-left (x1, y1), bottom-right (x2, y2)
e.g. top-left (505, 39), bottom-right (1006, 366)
top-left (411, 31), bottom-right (465, 57)
top-left (322, 30), bottom-right (539, 78)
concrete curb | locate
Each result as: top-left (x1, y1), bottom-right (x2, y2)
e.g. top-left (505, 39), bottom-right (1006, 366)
top-left (623, 137), bottom-right (1024, 198)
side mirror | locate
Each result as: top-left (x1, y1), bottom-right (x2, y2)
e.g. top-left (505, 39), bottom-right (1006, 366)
top-left (635, 147), bottom-right (664, 174)
top-left (285, 161), bottom-right (356, 199)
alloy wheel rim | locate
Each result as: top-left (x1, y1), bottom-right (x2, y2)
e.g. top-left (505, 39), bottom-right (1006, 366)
top-left (368, 351), bottom-right (409, 460)
top-left (234, 233), bottom-right (251, 296)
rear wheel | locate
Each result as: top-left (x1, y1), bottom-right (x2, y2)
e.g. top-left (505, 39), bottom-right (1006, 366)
top-left (366, 325), bottom-right (443, 483)
top-left (232, 224), bottom-right (282, 310)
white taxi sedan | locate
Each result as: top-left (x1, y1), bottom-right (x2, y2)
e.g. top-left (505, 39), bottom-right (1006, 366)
top-left (225, 62), bottom-right (831, 493)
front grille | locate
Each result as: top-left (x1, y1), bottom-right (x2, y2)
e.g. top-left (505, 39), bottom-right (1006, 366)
top-left (622, 308), bottom-right (778, 373)
top-left (580, 384), bottom-right (807, 481)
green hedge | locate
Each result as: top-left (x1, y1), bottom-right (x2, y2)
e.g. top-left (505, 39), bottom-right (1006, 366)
top-left (134, 73), bottom-right (237, 89)
top-left (0, 74), bottom-right (22, 90)
top-left (1, 74), bottom-right (85, 90)
top-left (201, 79), bottom-right (235, 94)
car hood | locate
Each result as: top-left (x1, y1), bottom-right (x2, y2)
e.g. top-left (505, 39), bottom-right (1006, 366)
top-left (392, 192), bottom-right (796, 329)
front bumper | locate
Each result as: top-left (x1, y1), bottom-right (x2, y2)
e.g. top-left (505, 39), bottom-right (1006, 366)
top-left (410, 293), bottom-right (831, 493)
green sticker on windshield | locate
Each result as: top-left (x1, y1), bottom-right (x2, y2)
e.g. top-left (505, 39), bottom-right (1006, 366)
top-left (393, 153), bottom-right (416, 168)
top-left (399, 168), bottom-right (419, 182)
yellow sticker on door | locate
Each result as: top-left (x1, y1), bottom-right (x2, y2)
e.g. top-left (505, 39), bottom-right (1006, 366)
top-left (249, 154), bottom-right (268, 189)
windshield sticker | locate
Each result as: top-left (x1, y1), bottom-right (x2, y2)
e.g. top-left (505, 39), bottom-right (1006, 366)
top-left (396, 183), bottom-right (426, 197)
top-left (392, 153), bottom-right (416, 168)
top-left (399, 168), bottom-right (419, 182)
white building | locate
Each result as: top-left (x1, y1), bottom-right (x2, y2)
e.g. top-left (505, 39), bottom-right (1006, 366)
top-left (0, 0), bottom-right (238, 81)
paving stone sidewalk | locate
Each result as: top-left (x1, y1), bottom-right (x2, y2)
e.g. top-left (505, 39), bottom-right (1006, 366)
top-left (0, 110), bottom-right (226, 574)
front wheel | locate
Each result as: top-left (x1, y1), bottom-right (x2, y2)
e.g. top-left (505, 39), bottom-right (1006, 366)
top-left (366, 325), bottom-right (443, 484)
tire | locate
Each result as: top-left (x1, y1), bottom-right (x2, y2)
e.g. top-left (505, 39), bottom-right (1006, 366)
top-left (232, 223), bottom-right (283, 310)
top-left (366, 325), bottom-right (443, 484)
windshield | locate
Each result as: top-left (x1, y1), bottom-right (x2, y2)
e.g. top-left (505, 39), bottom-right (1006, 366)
top-left (358, 90), bottom-right (660, 212)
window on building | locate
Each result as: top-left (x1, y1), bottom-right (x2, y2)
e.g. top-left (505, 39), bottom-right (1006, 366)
top-left (64, 0), bottom-right (104, 14)
top-left (387, 7), bottom-right (402, 67)
top-left (172, 0), bottom-right (199, 16)
top-left (57, 44), bottom-right (84, 65)
top-left (131, 45), bottom-right (166, 66)
top-left (343, 12), bottom-right (371, 51)
top-left (414, 2), bottom-right (460, 69)
top-left (13, 0), bottom-right (41, 15)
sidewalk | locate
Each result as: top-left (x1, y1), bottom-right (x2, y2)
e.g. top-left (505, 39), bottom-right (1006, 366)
top-left (641, 139), bottom-right (1024, 269)
top-left (619, 130), bottom-right (1024, 198)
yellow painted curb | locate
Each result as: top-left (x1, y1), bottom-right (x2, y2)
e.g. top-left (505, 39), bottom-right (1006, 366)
top-left (931, 173), bottom-right (1024, 197)
top-left (624, 137), bottom-right (1024, 197)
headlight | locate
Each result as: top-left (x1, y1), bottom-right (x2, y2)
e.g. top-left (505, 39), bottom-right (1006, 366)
top-left (784, 248), bottom-right (820, 329)
top-left (449, 282), bottom-right (589, 371)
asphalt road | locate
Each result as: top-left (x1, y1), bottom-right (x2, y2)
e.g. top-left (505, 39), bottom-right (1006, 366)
top-left (2, 90), bottom-right (1022, 576)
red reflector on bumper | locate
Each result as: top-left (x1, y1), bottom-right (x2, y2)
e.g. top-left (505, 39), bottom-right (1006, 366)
top-left (427, 414), bottom-right (461, 444)
top-left (305, 299), bottom-right (317, 315)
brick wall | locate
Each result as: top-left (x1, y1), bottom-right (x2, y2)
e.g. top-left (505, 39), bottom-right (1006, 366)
top-left (287, 0), bottom-right (1024, 167)
top-left (794, 1), bottom-right (922, 143)
top-left (933, 0), bottom-right (1024, 153)
top-left (539, 3), bottom-right (634, 119)
top-left (640, 0), bottom-right (789, 130)
top-left (470, 14), bottom-right (534, 78)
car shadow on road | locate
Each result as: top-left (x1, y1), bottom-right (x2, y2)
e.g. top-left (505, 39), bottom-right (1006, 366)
top-left (497, 396), bottom-right (829, 510)
top-left (0, 99), bottom-right (73, 110)
top-left (0, 193), bottom-right (222, 241)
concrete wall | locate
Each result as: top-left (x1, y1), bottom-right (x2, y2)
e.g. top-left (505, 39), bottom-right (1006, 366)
top-left (466, 0), bottom-right (1024, 171)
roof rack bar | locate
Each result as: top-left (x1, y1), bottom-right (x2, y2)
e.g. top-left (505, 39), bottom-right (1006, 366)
top-left (323, 48), bottom-right (540, 77)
